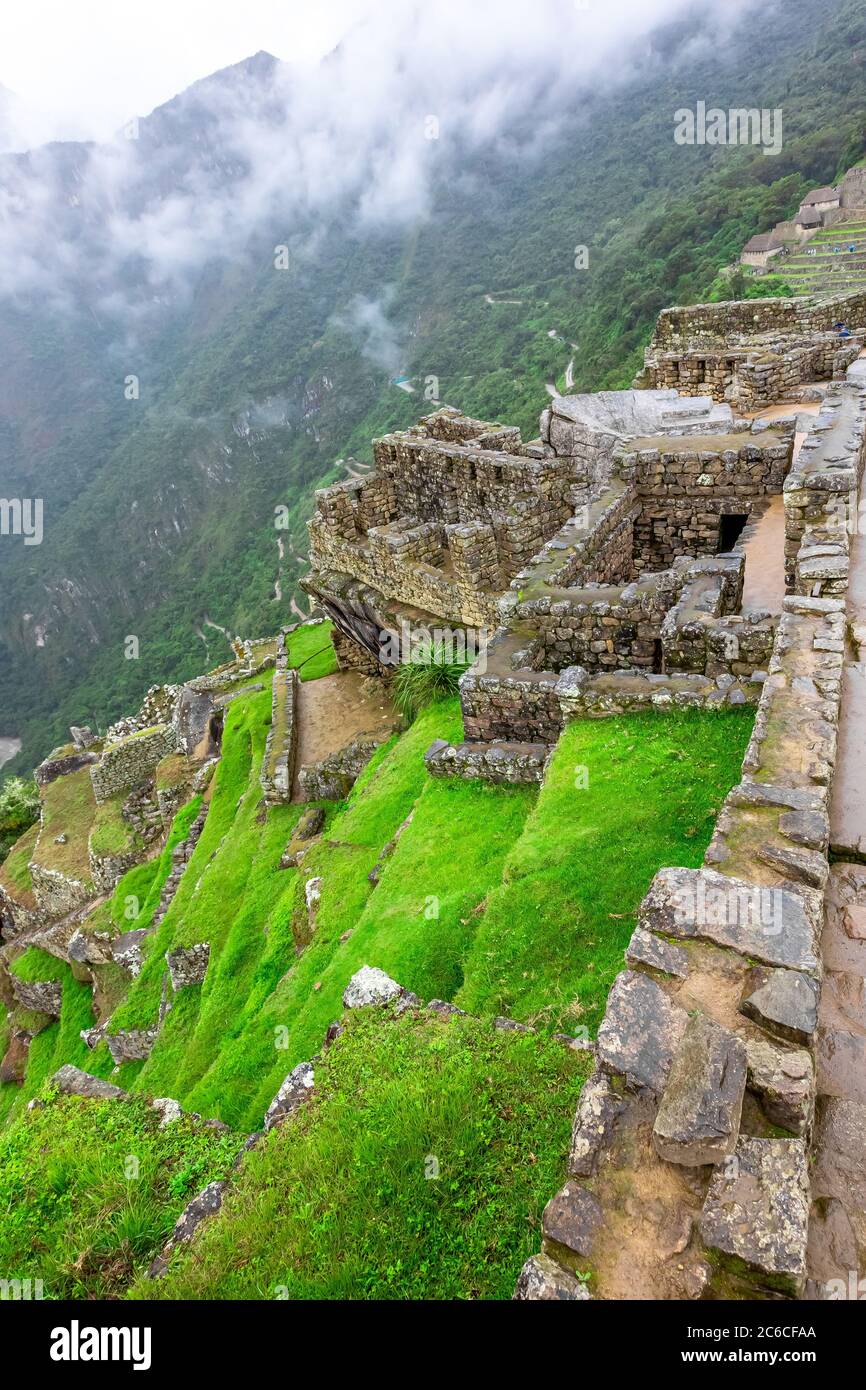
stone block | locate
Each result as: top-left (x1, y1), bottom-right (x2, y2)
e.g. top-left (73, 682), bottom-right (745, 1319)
top-left (739, 966), bottom-right (819, 1046)
top-left (264, 1061), bottom-right (315, 1132)
top-left (513, 1253), bottom-right (590, 1301)
top-left (699, 1137), bottom-right (810, 1296)
top-left (653, 1016), bottom-right (746, 1166)
top-left (596, 970), bottom-right (688, 1093)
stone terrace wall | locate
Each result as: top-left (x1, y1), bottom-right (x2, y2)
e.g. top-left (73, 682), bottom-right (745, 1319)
top-left (90, 725), bottom-right (178, 804)
top-left (516, 375), bottom-right (866, 1303)
top-left (260, 637), bottom-right (299, 805)
top-left (648, 290), bottom-right (866, 348)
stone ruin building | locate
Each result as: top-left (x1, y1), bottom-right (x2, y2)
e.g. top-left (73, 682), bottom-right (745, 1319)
top-left (304, 370), bottom-right (801, 782)
top-left (302, 285), bottom-right (866, 1302)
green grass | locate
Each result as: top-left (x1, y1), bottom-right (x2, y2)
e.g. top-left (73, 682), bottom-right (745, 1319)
top-left (457, 707), bottom-right (755, 1035)
top-left (32, 766), bottom-right (97, 885)
top-left (132, 1006), bottom-right (591, 1301)
top-left (0, 1091), bottom-right (239, 1299)
top-left (89, 794), bottom-right (141, 858)
top-left (285, 621), bottom-right (338, 682)
top-left (94, 691), bottom-right (535, 1132)
top-left (0, 820), bottom-right (40, 904)
top-left (9, 946), bottom-right (68, 984)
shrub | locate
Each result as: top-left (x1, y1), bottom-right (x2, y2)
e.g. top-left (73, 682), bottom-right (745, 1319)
top-left (391, 648), bottom-right (471, 720)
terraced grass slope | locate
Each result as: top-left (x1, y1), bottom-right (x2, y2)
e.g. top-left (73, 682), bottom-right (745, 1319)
top-left (0, 1091), bottom-right (239, 1299)
top-left (781, 219), bottom-right (866, 295)
top-left (457, 707), bottom-right (755, 1034)
top-left (134, 1006), bottom-right (592, 1302)
top-left (105, 692), bottom-right (535, 1130)
top-left (0, 676), bottom-right (757, 1300)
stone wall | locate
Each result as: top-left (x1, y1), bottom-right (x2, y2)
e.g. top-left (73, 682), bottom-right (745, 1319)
top-left (297, 735), bottom-right (386, 802)
top-left (307, 407), bottom-right (576, 629)
top-left (90, 725), bottom-right (178, 804)
top-left (637, 291), bottom-right (866, 408)
top-left (260, 636), bottom-right (299, 805)
top-left (517, 374), bottom-right (866, 1303)
top-left (621, 429), bottom-right (792, 572)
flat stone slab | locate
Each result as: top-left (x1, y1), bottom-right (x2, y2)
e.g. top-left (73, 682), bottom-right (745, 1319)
top-left (830, 663), bottom-right (866, 858)
top-left (653, 1016), bottom-right (746, 1167)
top-left (756, 841), bottom-right (828, 889)
top-left (513, 1253), bottom-right (590, 1301)
top-left (806, 1097), bottom-right (866, 1297)
top-left (699, 1137), bottom-right (810, 1296)
top-left (541, 1182), bottom-right (603, 1266)
top-left (639, 867), bottom-right (821, 975)
top-left (745, 1038), bottom-right (813, 1136)
top-left (596, 970), bottom-right (688, 1093)
top-left (740, 966), bottom-right (819, 1046)
top-left (51, 1065), bottom-right (127, 1101)
top-left (817, 1029), bottom-right (866, 1104)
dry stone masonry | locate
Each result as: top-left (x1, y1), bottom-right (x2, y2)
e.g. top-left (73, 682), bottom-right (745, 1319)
top-left (516, 356), bottom-right (866, 1302)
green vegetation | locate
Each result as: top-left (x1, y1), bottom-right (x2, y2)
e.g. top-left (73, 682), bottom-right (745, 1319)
top-left (457, 707), bottom-right (754, 1034)
top-left (0, 776), bottom-right (40, 863)
top-left (90, 794), bottom-right (141, 859)
top-left (0, 956), bottom-right (95, 1129)
top-left (133, 1006), bottom-right (591, 1301)
top-left (32, 766), bottom-right (97, 885)
top-left (285, 621), bottom-right (338, 681)
top-left (0, 1091), bottom-right (239, 1299)
top-left (707, 269), bottom-right (794, 301)
top-left (0, 819), bottom-right (39, 904)
top-left (391, 648), bottom-right (472, 720)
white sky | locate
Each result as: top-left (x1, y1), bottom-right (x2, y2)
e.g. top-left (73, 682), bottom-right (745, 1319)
top-left (0, 0), bottom-right (370, 142)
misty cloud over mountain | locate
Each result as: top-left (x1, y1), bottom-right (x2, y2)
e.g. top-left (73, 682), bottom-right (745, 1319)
top-left (0, 0), bottom-right (752, 325)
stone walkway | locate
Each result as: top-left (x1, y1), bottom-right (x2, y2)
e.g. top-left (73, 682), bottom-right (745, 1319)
top-left (808, 473), bottom-right (866, 1299)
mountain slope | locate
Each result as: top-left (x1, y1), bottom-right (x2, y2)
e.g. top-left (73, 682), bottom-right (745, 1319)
top-left (1, 0), bottom-right (865, 774)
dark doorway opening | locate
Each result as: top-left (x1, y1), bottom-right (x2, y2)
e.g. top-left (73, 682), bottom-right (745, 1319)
top-left (207, 710), bottom-right (224, 758)
top-left (652, 639), bottom-right (664, 674)
top-left (718, 513), bottom-right (748, 553)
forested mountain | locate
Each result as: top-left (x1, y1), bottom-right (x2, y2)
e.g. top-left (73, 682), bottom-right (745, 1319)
top-left (1, 0), bottom-right (864, 774)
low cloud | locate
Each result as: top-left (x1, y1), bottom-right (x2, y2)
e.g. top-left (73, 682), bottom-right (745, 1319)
top-left (0, 0), bottom-right (756, 321)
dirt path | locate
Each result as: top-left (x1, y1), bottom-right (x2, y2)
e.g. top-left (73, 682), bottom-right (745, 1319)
top-left (292, 670), bottom-right (398, 799)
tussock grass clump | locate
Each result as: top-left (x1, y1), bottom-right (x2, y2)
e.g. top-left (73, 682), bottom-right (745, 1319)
top-left (391, 647), bottom-right (472, 720)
